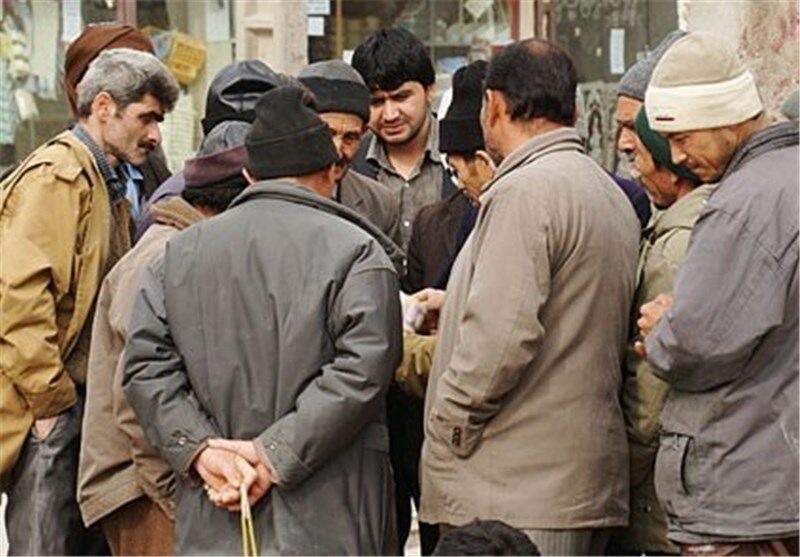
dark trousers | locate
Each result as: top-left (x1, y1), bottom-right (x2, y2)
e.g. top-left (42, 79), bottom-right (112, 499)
top-left (5, 390), bottom-right (109, 556)
top-left (387, 386), bottom-right (440, 555)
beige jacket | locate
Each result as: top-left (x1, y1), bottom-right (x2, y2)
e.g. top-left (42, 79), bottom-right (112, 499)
top-left (78, 197), bottom-right (203, 526)
top-left (615, 185), bottom-right (714, 553)
top-left (0, 131), bottom-right (127, 481)
top-left (420, 128), bottom-right (640, 529)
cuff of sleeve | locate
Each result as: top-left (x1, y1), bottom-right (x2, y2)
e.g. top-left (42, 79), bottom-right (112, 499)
top-left (255, 433), bottom-right (312, 489)
top-left (252, 437), bottom-right (281, 485)
top-left (645, 319), bottom-right (677, 378)
top-left (172, 434), bottom-right (211, 486)
top-left (427, 409), bottom-right (481, 459)
top-left (26, 373), bottom-right (77, 419)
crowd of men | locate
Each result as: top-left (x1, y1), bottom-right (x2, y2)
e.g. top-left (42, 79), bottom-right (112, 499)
top-left (0, 21), bottom-right (797, 557)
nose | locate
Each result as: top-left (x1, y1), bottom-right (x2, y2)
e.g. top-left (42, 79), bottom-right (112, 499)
top-left (383, 99), bottom-right (400, 122)
top-left (670, 141), bottom-right (686, 165)
top-left (331, 134), bottom-right (344, 156)
top-left (148, 122), bottom-right (162, 146)
top-left (617, 127), bottom-right (637, 154)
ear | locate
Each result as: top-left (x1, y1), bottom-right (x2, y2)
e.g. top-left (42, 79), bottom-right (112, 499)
top-left (473, 149), bottom-right (496, 179)
top-left (474, 150), bottom-right (495, 170)
top-left (91, 91), bottom-right (116, 121)
top-left (484, 89), bottom-right (505, 129)
top-left (242, 167), bottom-right (257, 185)
top-left (424, 83), bottom-right (436, 105)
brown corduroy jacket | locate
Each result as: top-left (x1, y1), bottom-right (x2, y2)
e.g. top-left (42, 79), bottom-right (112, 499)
top-left (78, 197), bottom-right (203, 527)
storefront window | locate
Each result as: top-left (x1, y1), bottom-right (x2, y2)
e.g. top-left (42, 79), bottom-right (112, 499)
top-left (308, 1), bottom-right (515, 86)
top-left (0, 0), bottom-right (233, 174)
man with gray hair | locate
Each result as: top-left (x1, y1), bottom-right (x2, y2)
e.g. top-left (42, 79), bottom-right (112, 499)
top-left (0, 47), bottom-right (178, 555)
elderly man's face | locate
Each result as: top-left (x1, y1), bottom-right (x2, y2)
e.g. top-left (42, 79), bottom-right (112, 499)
top-left (633, 140), bottom-right (682, 209)
top-left (319, 112), bottom-right (365, 182)
top-left (615, 96), bottom-right (642, 170)
top-left (666, 127), bottom-right (738, 183)
top-left (102, 93), bottom-right (164, 166)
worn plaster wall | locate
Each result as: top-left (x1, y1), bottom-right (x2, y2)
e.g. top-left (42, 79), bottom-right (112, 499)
top-left (680, 0), bottom-right (799, 118)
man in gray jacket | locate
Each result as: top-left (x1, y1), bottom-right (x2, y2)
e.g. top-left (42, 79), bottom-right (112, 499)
top-left (420, 39), bottom-right (639, 556)
top-left (637, 32), bottom-right (799, 555)
top-left (123, 86), bottom-right (403, 555)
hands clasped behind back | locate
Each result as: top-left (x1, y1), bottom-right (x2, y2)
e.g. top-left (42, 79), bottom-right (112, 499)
top-left (194, 439), bottom-right (274, 512)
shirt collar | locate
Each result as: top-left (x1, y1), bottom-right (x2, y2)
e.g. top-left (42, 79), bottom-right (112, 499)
top-left (366, 113), bottom-right (441, 173)
top-left (71, 124), bottom-right (125, 202)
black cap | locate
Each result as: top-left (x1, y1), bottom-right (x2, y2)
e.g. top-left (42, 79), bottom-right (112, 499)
top-left (298, 60), bottom-right (371, 123)
top-left (201, 60), bottom-right (281, 135)
top-left (245, 86), bottom-right (338, 180)
top-left (439, 60), bottom-right (488, 154)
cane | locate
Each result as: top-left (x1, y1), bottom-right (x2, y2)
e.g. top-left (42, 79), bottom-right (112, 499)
top-left (240, 483), bottom-right (258, 556)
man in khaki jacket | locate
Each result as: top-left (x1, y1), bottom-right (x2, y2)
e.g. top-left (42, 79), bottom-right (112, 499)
top-left (78, 132), bottom-right (248, 555)
top-left (611, 107), bottom-right (713, 556)
top-left (0, 49), bottom-right (177, 555)
top-left (419, 39), bottom-right (639, 556)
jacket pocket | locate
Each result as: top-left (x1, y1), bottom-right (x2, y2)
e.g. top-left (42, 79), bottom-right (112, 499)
top-left (654, 432), bottom-right (696, 518)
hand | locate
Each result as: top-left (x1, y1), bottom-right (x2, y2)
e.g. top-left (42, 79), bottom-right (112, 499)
top-left (33, 416), bottom-right (59, 440)
top-left (634, 294), bottom-right (674, 358)
top-left (194, 446), bottom-right (257, 511)
top-left (205, 439), bottom-right (273, 509)
top-left (413, 288), bottom-right (446, 334)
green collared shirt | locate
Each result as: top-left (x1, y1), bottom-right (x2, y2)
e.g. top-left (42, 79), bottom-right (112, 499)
top-left (366, 115), bottom-right (444, 249)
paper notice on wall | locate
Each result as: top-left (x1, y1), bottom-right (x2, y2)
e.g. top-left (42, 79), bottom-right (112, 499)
top-left (62, 0), bottom-right (83, 43)
top-left (609, 28), bottom-right (625, 75)
top-left (307, 16), bottom-right (324, 37)
top-left (205, 0), bottom-right (231, 42)
top-left (306, 0), bottom-right (331, 16)
top-left (30, 0), bottom-right (58, 99)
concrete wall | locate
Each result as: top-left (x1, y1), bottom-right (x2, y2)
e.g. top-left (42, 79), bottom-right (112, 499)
top-left (680, 0), bottom-right (799, 118)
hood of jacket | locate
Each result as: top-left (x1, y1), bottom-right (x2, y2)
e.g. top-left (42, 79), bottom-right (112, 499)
top-left (231, 181), bottom-right (405, 275)
top-left (201, 60), bottom-right (281, 134)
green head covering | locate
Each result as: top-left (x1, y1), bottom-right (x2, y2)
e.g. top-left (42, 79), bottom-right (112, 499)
top-left (635, 106), bottom-right (700, 184)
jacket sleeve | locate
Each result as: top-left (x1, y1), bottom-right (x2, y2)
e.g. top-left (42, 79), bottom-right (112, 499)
top-left (428, 186), bottom-right (551, 458)
top-left (255, 246), bottom-right (402, 489)
top-left (645, 207), bottom-right (793, 391)
top-left (122, 255), bottom-right (218, 476)
top-left (0, 167), bottom-right (79, 418)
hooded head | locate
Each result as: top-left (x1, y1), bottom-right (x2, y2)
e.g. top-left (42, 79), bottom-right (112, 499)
top-left (201, 60), bottom-right (281, 135)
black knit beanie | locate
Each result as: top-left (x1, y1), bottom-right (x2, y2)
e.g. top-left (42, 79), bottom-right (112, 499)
top-left (298, 60), bottom-right (371, 123)
top-left (439, 60), bottom-right (488, 154)
top-left (245, 86), bottom-right (338, 179)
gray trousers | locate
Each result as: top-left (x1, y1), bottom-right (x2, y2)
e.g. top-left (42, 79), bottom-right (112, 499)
top-left (523, 528), bottom-right (611, 556)
top-left (5, 390), bottom-right (108, 556)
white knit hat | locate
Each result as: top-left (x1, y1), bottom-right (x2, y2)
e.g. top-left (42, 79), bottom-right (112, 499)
top-left (645, 32), bottom-right (763, 133)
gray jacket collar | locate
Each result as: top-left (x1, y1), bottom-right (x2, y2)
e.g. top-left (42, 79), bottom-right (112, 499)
top-left (231, 180), bottom-right (404, 274)
top-left (723, 121), bottom-right (799, 180)
top-left (482, 127), bottom-right (584, 198)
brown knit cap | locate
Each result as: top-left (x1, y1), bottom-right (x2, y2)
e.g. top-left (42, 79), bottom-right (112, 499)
top-left (64, 24), bottom-right (154, 116)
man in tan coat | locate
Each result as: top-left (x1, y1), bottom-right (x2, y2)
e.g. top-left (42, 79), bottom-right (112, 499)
top-left (0, 49), bottom-right (178, 555)
top-left (419, 39), bottom-right (639, 556)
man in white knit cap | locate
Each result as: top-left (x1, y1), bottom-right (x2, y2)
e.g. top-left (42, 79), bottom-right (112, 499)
top-left (636, 31), bottom-right (798, 556)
